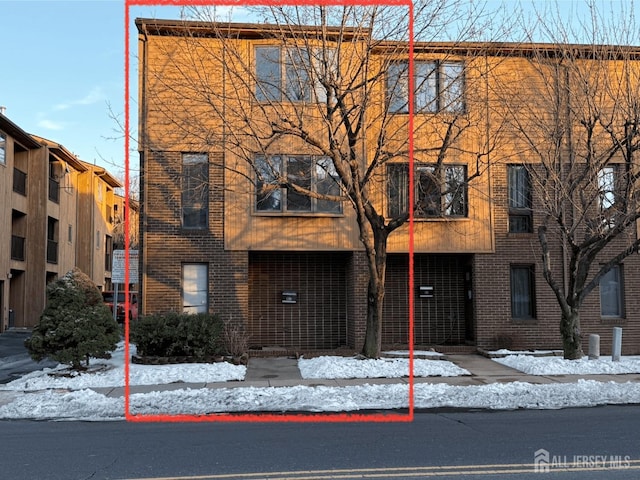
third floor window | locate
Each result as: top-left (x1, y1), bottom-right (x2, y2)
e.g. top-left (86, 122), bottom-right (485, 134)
top-left (255, 46), bottom-right (335, 103)
top-left (386, 61), bottom-right (465, 114)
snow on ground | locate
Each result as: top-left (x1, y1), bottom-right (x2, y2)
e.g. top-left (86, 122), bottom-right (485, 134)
top-left (3, 342), bottom-right (245, 392)
top-left (299, 356), bottom-right (469, 379)
top-left (2, 345), bottom-right (640, 421)
top-left (494, 354), bottom-right (640, 375)
top-left (1, 379), bottom-right (639, 421)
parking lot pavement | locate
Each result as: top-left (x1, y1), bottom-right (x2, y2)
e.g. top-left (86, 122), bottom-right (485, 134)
top-left (0, 330), bottom-right (56, 384)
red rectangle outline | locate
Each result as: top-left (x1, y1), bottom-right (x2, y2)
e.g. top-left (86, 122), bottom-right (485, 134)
top-left (124, 0), bottom-right (415, 423)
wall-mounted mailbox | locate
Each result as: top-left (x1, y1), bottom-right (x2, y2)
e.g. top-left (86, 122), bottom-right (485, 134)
top-left (282, 291), bottom-right (297, 304)
top-left (419, 286), bottom-right (434, 298)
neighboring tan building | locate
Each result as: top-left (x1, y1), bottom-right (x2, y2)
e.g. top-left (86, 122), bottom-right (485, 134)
top-left (136, 18), bottom-right (640, 354)
top-left (0, 115), bottom-right (122, 331)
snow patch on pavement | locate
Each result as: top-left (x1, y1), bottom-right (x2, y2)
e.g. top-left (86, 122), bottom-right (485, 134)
top-left (298, 356), bottom-right (469, 379)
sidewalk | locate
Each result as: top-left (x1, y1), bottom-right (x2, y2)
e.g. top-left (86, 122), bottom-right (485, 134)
top-left (89, 354), bottom-right (640, 399)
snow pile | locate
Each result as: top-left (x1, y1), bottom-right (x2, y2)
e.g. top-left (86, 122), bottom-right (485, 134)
top-left (3, 342), bottom-right (245, 391)
top-left (1, 379), bottom-right (639, 420)
top-left (298, 356), bottom-right (469, 379)
top-left (494, 355), bottom-right (640, 375)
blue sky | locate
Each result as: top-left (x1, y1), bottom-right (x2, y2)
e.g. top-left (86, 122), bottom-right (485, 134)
top-left (1, 1), bottom-right (634, 178)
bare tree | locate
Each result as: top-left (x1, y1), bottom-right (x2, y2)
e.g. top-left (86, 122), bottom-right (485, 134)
top-left (495, 1), bottom-right (640, 359)
top-left (139, 3), bottom-right (506, 357)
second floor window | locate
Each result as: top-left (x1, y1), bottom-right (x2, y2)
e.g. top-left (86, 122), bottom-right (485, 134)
top-left (255, 155), bottom-right (342, 214)
top-left (387, 163), bottom-right (467, 218)
top-left (508, 165), bottom-right (533, 233)
top-left (387, 61), bottom-right (465, 114)
top-left (182, 153), bottom-right (209, 229)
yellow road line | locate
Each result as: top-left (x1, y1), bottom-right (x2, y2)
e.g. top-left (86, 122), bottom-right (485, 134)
top-left (121, 460), bottom-right (640, 480)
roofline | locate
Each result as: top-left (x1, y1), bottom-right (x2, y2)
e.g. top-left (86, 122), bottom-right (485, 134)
top-left (0, 113), bottom-right (42, 149)
top-left (135, 17), bottom-right (369, 41)
top-left (30, 135), bottom-right (88, 172)
top-left (79, 160), bottom-right (123, 188)
top-left (136, 18), bottom-right (640, 59)
top-left (376, 41), bottom-right (640, 59)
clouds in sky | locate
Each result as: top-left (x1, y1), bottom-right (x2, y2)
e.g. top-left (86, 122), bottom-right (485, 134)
top-left (54, 86), bottom-right (106, 111)
top-left (36, 86), bottom-right (106, 131)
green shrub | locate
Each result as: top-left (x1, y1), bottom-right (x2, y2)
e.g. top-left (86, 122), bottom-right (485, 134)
top-left (131, 312), bottom-right (224, 359)
top-left (25, 268), bottom-right (120, 370)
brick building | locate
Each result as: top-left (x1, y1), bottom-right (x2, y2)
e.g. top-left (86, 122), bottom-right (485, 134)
top-left (136, 18), bottom-right (640, 355)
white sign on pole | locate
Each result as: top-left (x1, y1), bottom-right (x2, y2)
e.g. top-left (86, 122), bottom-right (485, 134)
top-left (112, 250), bottom-right (139, 284)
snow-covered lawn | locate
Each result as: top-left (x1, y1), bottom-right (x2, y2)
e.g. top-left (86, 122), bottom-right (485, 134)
top-left (299, 356), bottom-right (469, 379)
top-left (494, 354), bottom-right (640, 375)
top-left (2, 343), bottom-right (245, 392)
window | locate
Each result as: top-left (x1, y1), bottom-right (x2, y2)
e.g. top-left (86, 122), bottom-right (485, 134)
top-left (0, 131), bottom-right (5, 165)
top-left (387, 61), bottom-right (465, 114)
top-left (600, 265), bottom-right (624, 318)
top-left (598, 166), bottom-right (616, 211)
top-left (182, 153), bottom-right (209, 229)
top-left (105, 235), bottom-right (113, 272)
top-left (387, 163), bottom-right (467, 218)
top-left (68, 224), bottom-right (73, 244)
top-left (255, 46), bottom-right (282, 102)
top-left (597, 165), bottom-right (623, 230)
top-left (508, 165), bottom-right (533, 233)
top-left (182, 264), bottom-right (208, 314)
top-left (255, 155), bottom-right (341, 214)
top-left (511, 265), bottom-right (536, 319)
top-left (255, 46), bottom-right (334, 103)
top-left (47, 217), bottom-right (58, 264)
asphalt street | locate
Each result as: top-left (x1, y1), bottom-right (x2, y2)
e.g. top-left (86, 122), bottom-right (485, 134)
top-left (1, 406), bottom-right (639, 479)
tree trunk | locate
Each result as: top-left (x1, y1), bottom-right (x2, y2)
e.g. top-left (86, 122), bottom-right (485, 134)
top-left (361, 227), bottom-right (388, 359)
top-left (560, 308), bottom-right (583, 359)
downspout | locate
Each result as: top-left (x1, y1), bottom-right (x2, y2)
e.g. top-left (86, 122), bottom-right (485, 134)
top-left (139, 24), bottom-right (149, 316)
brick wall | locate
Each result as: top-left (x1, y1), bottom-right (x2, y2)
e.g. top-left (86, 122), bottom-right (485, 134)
top-left (474, 162), bottom-right (640, 355)
top-left (248, 251), bottom-right (348, 349)
top-left (141, 150), bottom-right (247, 324)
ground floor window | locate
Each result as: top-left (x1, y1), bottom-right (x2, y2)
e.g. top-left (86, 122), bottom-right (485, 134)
top-left (600, 265), bottom-right (623, 318)
top-left (182, 263), bottom-right (208, 313)
top-left (510, 265), bottom-right (536, 319)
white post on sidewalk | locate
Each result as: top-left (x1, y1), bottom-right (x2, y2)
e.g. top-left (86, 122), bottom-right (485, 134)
top-left (588, 334), bottom-right (600, 360)
top-left (612, 327), bottom-right (622, 362)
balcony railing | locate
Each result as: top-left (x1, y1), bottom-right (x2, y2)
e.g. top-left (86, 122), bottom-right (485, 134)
top-left (48, 177), bottom-right (59, 203)
top-left (13, 168), bottom-right (27, 196)
top-left (46, 240), bottom-right (58, 264)
top-left (11, 235), bottom-right (25, 261)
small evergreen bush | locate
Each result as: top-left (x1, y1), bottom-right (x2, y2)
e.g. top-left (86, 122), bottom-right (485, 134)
top-left (25, 268), bottom-right (120, 370)
top-left (131, 312), bottom-right (224, 360)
